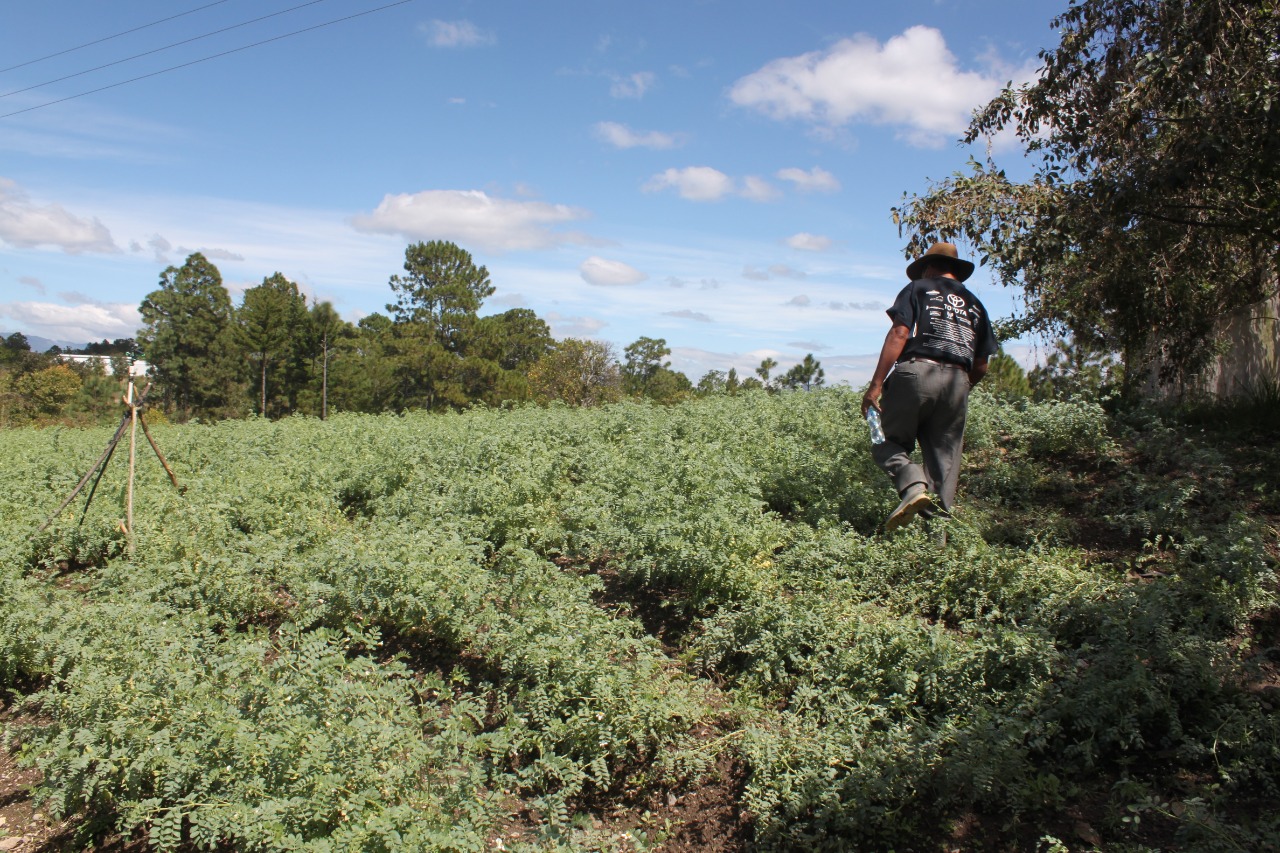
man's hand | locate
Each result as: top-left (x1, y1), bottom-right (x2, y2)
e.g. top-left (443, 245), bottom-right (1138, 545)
top-left (861, 382), bottom-right (882, 418)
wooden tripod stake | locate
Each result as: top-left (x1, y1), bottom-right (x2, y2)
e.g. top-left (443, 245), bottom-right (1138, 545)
top-left (37, 378), bottom-right (183, 557)
top-left (126, 380), bottom-right (138, 556)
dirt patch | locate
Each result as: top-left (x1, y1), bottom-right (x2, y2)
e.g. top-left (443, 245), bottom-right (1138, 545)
top-left (0, 750), bottom-right (65, 853)
top-left (1243, 600), bottom-right (1280, 702)
top-left (0, 695), bottom-right (146, 853)
top-left (488, 749), bottom-right (752, 852)
top-left (575, 560), bottom-right (699, 652)
top-left (646, 752), bottom-right (751, 852)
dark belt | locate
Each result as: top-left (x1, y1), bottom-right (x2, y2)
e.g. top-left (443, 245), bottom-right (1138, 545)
top-left (898, 356), bottom-right (967, 370)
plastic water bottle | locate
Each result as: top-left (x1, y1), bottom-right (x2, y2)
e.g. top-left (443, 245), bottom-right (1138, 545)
top-left (866, 407), bottom-right (886, 445)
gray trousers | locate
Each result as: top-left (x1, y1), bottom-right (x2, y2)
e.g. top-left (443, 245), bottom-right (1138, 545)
top-left (872, 361), bottom-right (971, 512)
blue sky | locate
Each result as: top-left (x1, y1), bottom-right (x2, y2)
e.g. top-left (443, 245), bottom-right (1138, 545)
top-left (0, 0), bottom-right (1057, 384)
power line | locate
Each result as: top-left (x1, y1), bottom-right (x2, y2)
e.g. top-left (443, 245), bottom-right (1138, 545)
top-left (2, 0), bottom-right (336, 100)
top-left (0, 0), bottom-right (418, 120)
top-left (0, 1), bottom-right (236, 74)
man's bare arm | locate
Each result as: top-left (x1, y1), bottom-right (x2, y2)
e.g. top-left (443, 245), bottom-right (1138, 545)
top-left (861, 323), bottom-right (910, 417)
top-left (968, 357), bottom-right (989, 388)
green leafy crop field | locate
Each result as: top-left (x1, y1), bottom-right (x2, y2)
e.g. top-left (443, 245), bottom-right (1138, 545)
top-left (2, 390), bottom-right (1277, 851)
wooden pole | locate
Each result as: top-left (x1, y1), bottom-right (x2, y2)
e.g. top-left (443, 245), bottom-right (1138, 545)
top-left (321, 338), bottom-right (328, 420)
top-left (37, 411), bottom-right (130, 532)
top-left (138, 414), bottom-right (183, 493)
top-left (126, 380), bottom-right (138, 557)
top-left (35, 380), bottom-right (180, 540)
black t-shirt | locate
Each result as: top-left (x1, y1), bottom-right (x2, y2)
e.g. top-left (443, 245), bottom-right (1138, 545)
top-left (887, 277), bottom-right (998, 370)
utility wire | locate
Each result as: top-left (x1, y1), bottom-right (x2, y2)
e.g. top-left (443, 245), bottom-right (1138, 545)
top-left (2, 0), bottom-right (335, 99)
top-left (0, 0), bottom-right (235, 74)
top-left (0, 0), bottom-right (418, 120)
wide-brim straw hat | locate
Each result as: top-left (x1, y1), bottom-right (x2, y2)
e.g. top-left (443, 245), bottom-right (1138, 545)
top-left (906, 242), bottom-right (975, 282)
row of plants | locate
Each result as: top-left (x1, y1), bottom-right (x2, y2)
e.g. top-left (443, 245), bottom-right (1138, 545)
top-left (2, 389), bottom-right (1277, 850)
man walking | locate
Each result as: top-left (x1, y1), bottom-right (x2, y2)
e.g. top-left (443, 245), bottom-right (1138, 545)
top-left (861, 242), bottom-right (998, 531)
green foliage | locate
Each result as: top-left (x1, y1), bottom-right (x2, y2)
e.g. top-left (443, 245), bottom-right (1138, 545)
top-left (1, 390), bottom-right (1276, 850)
top-left (779, 354), bottom-right (825, 392)
top-left (695, 367), bottom-right (743, 396)
top-left (1029, 336), bottom-right (1124, 402)
top-left (387, 240), bottom-right (494, 352)
top-left (14, 363), bottom-right (81, 416)
top-left (473, 308), bottom-right (553, 373)
top-left (984, 350), bottom-right (1032, 398)
top-left (894, 0), bottom-right (1280, 385)
top-left (621, 336), bottom-right (691, 403)
top-left (138, 252), bottom-right (243, 421)
top-left (382, 241), bottom-right (505, 412)
top-left (305, 300), bottom-right (350, 420)
top-left (235, 273), bottom-right (310, 417)
top-left (528, 338), bottom-right (623, 406)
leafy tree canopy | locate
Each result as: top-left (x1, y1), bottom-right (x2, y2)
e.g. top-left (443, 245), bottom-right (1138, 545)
top-left (781, 353), bottom-right (825, 391)
top-left (138, 252), bottom-right (240, 419)
top-left (622, 336), bottom-right (671, 393)
top-left (15, 363), bottom-right (81, 416)
top-left (529, 338), bottom-right (622, 407)
top-left (474, 308), bottom-right (553, 371)
top-left (984, 351), bottom-right (1033, 399)
top-left (235, 273), bottom-right (309, 416)
top-left (894, 0), bottom-right (1280, 386)
top-left (76, 338), bottom-right (137, 356)
top-left (387, 241), bottom-right (494, 352)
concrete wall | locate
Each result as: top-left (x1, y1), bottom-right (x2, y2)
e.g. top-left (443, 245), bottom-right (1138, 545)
top-left (1193, 293), bottom-right (1280, 399)
top-left (56, 353), bottom-right (151, 378)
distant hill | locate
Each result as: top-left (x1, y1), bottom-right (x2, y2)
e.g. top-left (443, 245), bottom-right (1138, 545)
top-left (1, 332), bottom-right (88, 353)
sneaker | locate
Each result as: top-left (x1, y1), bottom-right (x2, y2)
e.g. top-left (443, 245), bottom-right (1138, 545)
top-left (885, 487), bottom-right (933, 532)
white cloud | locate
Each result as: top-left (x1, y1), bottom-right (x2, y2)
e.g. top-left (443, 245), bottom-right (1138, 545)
top-left (490, 292), bottom-right (527, 308)
top-left (192, 247), bottom-right (245, 262)
top-left (740, 175), bottom-right (781, 202)
top-left (777, 166), bottom-right (841, 193)
top-left (787, 295), bottom-right (811, 307)
top-left (663, 309), bottom-right (712, 322)
top-left (643, 168), bottom-right (796, 203)
top-left (665, 275), bottom-right (722, 289)
top-left (786, 232), bottom-right (833, 252)
top-left (827, 300), bottom-right (885, 312)
top-left (57, 290), bottom-right (101, 306)
top-left (0, 178), bottom-right (118, 254)
top-left (580, 256), bottom-right (647, 286)
top-left (127, 233), bottom-right (243, 266)
top-left (544, 311), bottom-right (606, 338)
top-left (610, 71), bottom-right (656, 99)
top-left (743, 264), bottom-right (807, 281)
top-left (131, 233), bottom-right (171, 263)
top-left (642, 167), bottom-right (736, 202)
top-left (0, 300), bottom-right (139, 343)
top-left (19, 276), bottom-right (45, 294)
top-left (729, 26), bottom-right (1018, 147)
top-left (351, 190), bottom-right (590, 252)
top-left (593, 121), bottom-right (683, 150)
top-left (420, 20), bottom-right (495, 48)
